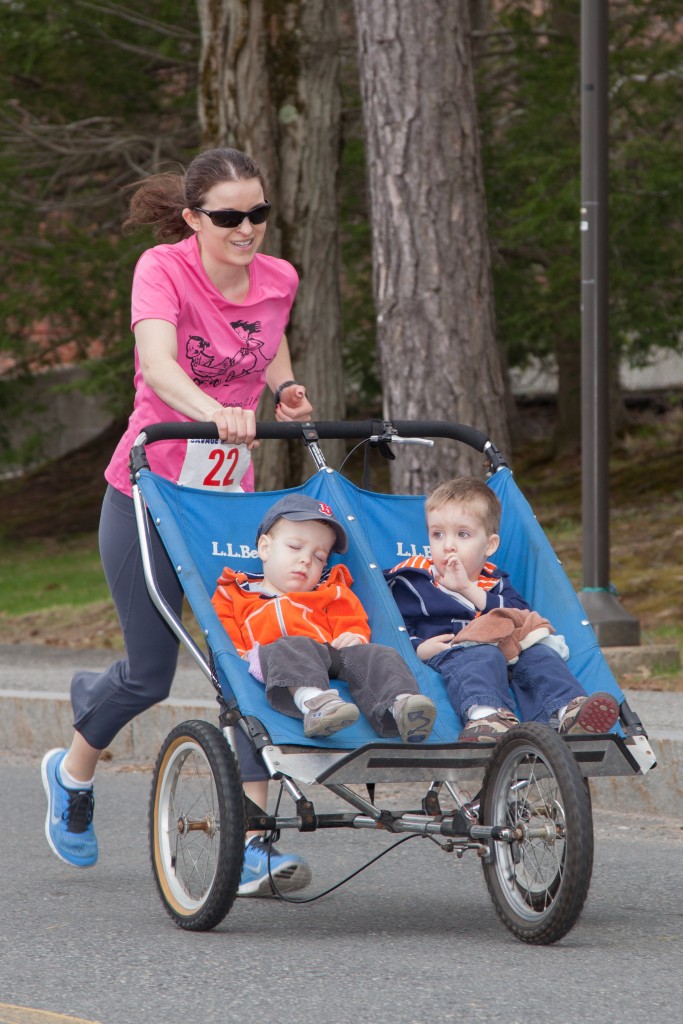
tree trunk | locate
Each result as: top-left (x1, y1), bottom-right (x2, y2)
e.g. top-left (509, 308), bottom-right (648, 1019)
top-left (196, 0), bottom-right (345, 486)
top-left (469, 0), bottom-right (490, 37)
top-left (353, 0), bottom-right (511, 493)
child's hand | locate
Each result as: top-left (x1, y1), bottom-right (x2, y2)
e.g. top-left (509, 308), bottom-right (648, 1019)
top-left (244, 644), bottom-right (264, 682)
top-left (416, 634), bottom-right (455, 661)
top-left (331, 632), bottom-right (365, 649)
top-left (435, 557), bottom-right (486, 609)
top-left (434, 555), bottom-right (471, 594)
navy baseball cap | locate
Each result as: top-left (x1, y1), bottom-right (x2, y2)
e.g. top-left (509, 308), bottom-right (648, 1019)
top-left (255, 494), bottom-right (348, 554)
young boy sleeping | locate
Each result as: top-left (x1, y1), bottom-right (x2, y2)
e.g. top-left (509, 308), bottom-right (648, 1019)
top-left (211, 494), bottom-right (437, 743)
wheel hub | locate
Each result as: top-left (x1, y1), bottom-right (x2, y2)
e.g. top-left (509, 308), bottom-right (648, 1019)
top-left (177, 813), bottom-right (217, 838)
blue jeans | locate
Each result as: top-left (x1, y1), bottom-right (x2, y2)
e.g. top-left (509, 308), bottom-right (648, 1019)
top-left (429, 642), bottom-right (586, 723)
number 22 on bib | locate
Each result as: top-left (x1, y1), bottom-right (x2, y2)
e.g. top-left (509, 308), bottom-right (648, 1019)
top-left (177, 440), bottom-right (252, 491)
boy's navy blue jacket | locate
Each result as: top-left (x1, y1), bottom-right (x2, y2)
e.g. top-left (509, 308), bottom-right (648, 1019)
top-left (384, 556), bottom-right (529, 652)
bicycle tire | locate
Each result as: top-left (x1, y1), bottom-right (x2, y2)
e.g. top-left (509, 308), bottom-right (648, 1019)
top-left (149, 719), bottom-right (246, 931)
top-left (480, 722), bottom-right (593, 945)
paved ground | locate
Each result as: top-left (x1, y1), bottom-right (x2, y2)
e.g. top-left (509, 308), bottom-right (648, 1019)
top-left (3, 755), bottom-right (683, 1024)
top-left (0, 642), bottom-right (681, 817)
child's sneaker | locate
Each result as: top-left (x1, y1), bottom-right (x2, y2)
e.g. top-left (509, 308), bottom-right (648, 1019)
top-left (237, 836), bottom-right (312, 897)
top-left (392, 694), bottom-right (437, 743)
top-left (458, 708), bottom-right (519, 743)
top-left (41, 748), bottom-right (98, 868)
top-left (302, 690), bottom-right (360, 737)
top-left (558, 692), bottom-right (619, 735)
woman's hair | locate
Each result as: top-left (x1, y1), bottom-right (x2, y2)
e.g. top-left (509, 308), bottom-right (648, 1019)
top-left (426, 477), bottom-right (502, 536)
top-left (122, 147), bottom-right (268, 243)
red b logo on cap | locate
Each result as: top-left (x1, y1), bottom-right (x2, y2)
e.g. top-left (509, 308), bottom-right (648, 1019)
top-left (318, 502), bottom-right (333, 517)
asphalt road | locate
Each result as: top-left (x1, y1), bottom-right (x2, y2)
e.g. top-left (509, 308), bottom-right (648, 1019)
top-left (2, 753), bottom-right (682, 1024)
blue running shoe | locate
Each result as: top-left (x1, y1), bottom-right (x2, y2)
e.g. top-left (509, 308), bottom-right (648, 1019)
top-left (237, 836), bottom-right (311, 897)
top-left (41, 748), bottom-right (98, 868)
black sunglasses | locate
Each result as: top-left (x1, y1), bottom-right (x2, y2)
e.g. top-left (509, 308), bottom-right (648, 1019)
top-left (193, 201), bottom-right (271, 229)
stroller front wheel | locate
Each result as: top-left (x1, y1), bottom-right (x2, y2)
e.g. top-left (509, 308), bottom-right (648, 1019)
top-left (149, 720), bottom-right (246, 930)
top-left (480, 722), bottom-right (594, 945)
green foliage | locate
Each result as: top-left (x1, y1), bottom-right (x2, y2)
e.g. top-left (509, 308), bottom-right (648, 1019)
top-left (476, 0), bottom-right (683, 371)
top-left (1, 1), bottom-right (193, 120)
top-left (608, 2), bottom-right (683, 361)
top-left (2, 1), bottom-right (681, 468)
top-left (0, 0), bottom-right (200, 437)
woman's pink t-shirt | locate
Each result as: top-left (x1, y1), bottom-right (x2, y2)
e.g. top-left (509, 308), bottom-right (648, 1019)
top-left (105, 236), bottom-right (298, 496)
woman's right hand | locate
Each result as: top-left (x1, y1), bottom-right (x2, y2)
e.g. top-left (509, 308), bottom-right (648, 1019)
top-left (210, 406), bottom-right (258, 448)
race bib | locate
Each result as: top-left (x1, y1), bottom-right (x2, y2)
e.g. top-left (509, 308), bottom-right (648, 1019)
top-left (177, 440), bottom-right (251, 491)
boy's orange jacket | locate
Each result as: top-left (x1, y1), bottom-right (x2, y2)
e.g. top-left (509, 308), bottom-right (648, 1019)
top-left (211, 563), bottom-right (371, 656)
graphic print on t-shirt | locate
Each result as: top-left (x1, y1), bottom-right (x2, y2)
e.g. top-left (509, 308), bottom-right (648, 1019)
top-left (186, 320), bottom-right (265, 387)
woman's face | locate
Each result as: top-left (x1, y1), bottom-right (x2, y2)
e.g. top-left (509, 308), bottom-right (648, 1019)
top-left (183, 177), bottom-right (267, 270)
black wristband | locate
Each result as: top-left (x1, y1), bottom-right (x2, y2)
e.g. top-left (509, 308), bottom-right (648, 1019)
top-left (273, 380), bottom-right (299, 405)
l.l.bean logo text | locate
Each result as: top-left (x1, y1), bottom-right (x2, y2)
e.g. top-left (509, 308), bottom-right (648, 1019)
top-left (395, 541), bottom-right (431, 558)
top-left (211, 541), bottom-right (259, 559)
top-left (209, 539), bottom-right (430, 560)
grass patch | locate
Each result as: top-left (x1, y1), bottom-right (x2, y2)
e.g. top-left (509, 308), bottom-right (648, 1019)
top-left (0, 533), bottom-right (108, 616)
top-left (641, 623), bottom-right (683, 646)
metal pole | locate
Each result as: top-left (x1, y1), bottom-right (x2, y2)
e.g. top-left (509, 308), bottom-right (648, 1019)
top-left (578, 0), bottom-right (639, 646)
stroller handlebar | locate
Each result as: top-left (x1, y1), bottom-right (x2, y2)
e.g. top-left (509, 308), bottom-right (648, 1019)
top-left (131, 419), bottom-right (508, 473)
top-left (136, 418), bottom-right (500, 450)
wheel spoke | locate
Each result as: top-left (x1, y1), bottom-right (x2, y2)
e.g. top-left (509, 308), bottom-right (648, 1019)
top-left (166, 751), bottom-right (221, 901)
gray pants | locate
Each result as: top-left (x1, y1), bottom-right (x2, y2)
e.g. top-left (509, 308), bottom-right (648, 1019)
top-left (71, 485), bottom-right (266, 781)
top-left (257, 635), bottom-right (420, 736)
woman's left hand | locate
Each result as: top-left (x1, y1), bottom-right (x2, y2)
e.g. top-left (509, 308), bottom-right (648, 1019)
top-left (275, 384), bottom-right (313, 422)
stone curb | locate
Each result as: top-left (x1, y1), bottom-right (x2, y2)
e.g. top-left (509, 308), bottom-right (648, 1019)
top-left (603, 643), bottom-right (681, 676)
top-left (0, 689), bottom-right (217, 766)
top-left (1, 687), bottom-right (679, 818)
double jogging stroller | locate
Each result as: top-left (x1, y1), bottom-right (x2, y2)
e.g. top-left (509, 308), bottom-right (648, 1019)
top-left (129, 419), bottom-right (656, 945)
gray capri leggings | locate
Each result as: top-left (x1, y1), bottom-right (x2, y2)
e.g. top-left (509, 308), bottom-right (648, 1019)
top-left (71, 484), bottom-right (267, 781)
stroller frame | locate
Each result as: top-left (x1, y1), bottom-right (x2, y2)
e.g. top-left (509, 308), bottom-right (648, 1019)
top-left (130, 419), bottom-right (656, 945)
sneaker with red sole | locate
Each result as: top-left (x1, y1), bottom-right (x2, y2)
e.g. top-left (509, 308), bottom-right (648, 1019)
top-left (558, 692), bottom-right (619, 735)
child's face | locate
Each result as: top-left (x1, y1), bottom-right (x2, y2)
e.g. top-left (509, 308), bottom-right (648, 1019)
top-left (257, 518), bottom-right (336, 595)
top-left (426, 502), bottom-right (499, 582)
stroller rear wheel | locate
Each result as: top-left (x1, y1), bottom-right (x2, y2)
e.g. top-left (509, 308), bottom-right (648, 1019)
top-left (149, 720), bottom-right (246, 930)
top-left (480, 722), bottom-right (593, 945)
